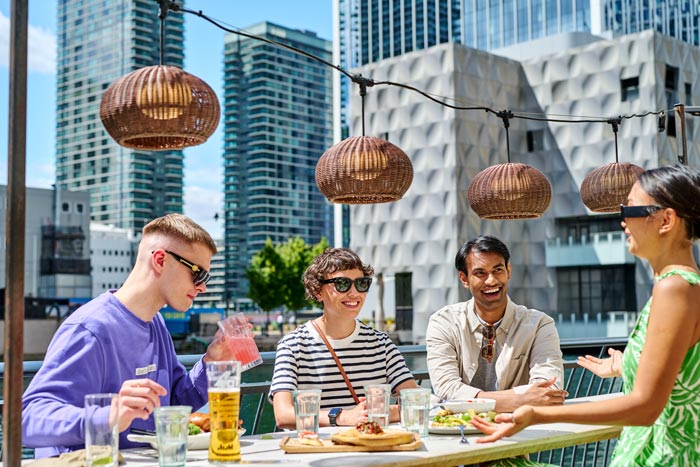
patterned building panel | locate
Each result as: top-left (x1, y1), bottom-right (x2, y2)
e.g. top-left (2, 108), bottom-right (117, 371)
top-left (349, 31), bottom-right (700, 343)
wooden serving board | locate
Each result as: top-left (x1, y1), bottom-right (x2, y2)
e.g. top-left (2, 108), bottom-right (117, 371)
top-left (279, 434), bottom-right (423, 453)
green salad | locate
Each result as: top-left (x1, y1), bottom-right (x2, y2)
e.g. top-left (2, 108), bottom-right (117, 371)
top-left (431, 409), bottom-right (497, 427)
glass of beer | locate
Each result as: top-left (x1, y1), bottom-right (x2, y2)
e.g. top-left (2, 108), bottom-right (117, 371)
top-left (206, 361), bottom-right (242, 463)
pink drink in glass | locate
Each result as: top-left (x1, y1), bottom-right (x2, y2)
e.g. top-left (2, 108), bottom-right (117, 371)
top-left (218, 313), bottom-right (263, 371)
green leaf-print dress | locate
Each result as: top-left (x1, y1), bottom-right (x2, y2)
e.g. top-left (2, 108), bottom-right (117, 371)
top-left (609, 269), bottom-right (700, 467)
top-left (489, 269), bottom-right (700, 467)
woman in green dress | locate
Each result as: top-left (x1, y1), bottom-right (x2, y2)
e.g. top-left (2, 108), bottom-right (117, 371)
top-left (471, 164), bottom-right (700, 466)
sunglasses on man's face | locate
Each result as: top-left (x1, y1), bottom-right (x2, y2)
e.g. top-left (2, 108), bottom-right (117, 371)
top-left (320, 276), bottom-right (373, 293)
top-left (162, 250), bottom-right (211, 285)
top-left (619, 204), bottom-right (663, 222)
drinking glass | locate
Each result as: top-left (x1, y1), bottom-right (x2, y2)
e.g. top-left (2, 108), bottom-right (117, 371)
top-left (218, 313), bottom-right (263, 371)
top-left (365, 384), bottom-right (391, 428)
top-left (207, 361), bottom-right (242, 462)
top-left (154, 406), bottom-right (192, 467)
top-left (292, 389), bottom-right (321, 435)
top-left (85, 393), bottom-right (119, 467)
top-left (400, 388), bottom-right (431, 437)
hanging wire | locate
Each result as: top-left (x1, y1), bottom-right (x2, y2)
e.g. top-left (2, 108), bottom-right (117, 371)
top-left (158, 0), bottom-right (169, 65)
top-left (609, 117), bottom-right (622, 163)
top-left (161, 0), bottom-right (672, 129)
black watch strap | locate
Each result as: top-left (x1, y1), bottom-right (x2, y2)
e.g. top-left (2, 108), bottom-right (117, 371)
top-left (328, 407), bottom-right (342, 426)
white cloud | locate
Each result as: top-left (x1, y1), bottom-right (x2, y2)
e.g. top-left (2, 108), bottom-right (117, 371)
top-left (0, 11), bottom-right (56, 74)
top-left (184, 184), bottom-right (224, 240)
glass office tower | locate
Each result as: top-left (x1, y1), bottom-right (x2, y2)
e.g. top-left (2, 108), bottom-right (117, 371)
top-left (222, 22), bottom-right (333, 300)
top-left (56, 0), bottom-right (185, 233)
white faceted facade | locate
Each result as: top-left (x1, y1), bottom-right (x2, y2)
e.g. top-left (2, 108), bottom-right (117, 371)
top-left (350, 30), bottom-right (700, 343)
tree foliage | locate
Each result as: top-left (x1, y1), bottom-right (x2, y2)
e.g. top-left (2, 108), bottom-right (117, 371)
top-left (246, 236), bottom-right (329, 312)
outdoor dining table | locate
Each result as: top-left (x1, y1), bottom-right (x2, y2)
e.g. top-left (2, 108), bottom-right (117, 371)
top-left (118, 393), bottom-right (622, 467)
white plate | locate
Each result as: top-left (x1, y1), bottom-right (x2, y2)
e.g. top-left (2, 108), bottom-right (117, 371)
top-left (127, 429), bottom-right (245, 450)
top-left (440, 398), bottom-right (496, 414)
top-left (428, 423), bottom-right (480, 435)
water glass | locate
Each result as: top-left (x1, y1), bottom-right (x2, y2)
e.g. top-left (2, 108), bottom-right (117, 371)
top-left (85, 393), bottom-right (119, 467)
top-left (292, 389), bottom-right (321, 435)
top-left (218, 313), bottom-right (263, 371)
top-left (400, 388), bottom-right (431, 437)
top-left (154, 406), bottom-right (192, 467)
top-left (365, 384), bottom-right (391, 428)
top-left (207, 361), bottom-right (242, 463)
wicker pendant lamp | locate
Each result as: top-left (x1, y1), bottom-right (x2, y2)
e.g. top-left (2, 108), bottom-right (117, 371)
top-left (580, 118), bottom-right (644, 212)
top-left (467, 111), bottom-right (552, 219)
top-left (100, 2), bottom-right (220, 151)
top-left (316, 77), bottom-right (413, 204)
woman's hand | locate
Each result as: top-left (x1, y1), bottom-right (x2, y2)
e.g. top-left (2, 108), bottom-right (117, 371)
top-left (577, 348), bottom-right (623, 378)
top-left (471, 406), bottom-right (532, 443)
top-left (338, 398), bottom-right (367, 426)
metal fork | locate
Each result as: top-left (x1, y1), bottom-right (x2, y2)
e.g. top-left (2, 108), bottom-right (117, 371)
top-left (458, 425), bottom-right (468, 444)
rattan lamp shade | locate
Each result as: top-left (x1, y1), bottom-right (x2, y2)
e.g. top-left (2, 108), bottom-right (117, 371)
top-left (100, 65), bottom-right (220, 151)
top-left (467, 163), bottom-right (552, 219)
top-left (580, 162), bottom-right (644, 212)
top-left (315, 136), bottom-right (414, 204)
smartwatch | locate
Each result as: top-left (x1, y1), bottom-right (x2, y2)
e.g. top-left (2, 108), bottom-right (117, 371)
top-left (328, 407), bottom-right (343, 426)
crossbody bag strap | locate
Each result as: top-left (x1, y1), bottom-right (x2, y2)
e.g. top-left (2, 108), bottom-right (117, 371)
top-left (311, 320), bottom-right (361, 405)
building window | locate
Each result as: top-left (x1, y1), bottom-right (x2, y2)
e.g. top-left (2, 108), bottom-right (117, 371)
top-left (62, 202), bottom-right (70, 212)
top-left (526, 130), bottom-right (545, 152)
top-left (76, 203), bottom-right (84, 213)
top-left (621, 77), bottom-right (639, 102)
top-left (556, 265), bottom-right (636, 318)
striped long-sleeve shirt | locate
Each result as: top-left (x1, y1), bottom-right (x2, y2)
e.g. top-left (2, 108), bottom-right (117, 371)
top-left (270, 320), bottom-right (414, 409)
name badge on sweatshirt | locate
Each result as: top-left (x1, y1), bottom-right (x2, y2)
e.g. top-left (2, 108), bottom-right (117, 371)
top-left (135, 364), bottom-right (157, 376)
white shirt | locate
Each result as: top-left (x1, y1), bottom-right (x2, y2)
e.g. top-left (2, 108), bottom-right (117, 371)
top-left (426, 297), bottom-right (563, 401)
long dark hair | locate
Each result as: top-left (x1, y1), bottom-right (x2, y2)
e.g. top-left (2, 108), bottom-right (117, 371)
top-left (637, 164), bottom-right (700, 240)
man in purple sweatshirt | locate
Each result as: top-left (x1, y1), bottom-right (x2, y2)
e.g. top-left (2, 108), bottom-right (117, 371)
top-left (22, 213), bottom-right (236, 458)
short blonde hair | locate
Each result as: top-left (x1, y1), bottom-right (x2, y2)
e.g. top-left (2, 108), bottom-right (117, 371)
top-left (142, 213), bottom-right (217, 254)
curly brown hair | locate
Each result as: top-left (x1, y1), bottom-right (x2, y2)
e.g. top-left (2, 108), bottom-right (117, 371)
top-left (303, 248), bottom-right (374, 304)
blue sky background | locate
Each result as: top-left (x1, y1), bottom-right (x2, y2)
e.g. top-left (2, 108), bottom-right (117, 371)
top-left (0, 1), bottom-right (333, 238)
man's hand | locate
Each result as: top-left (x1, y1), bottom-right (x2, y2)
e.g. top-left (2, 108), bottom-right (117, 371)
top-left (204, 330), bottom-right (231, 362)
top-left (518, 377), bottom-right (567, 407)
top-left (577, 348), bottom-right (623, 378)
top-left (117, 378), bottom-right (167, 432)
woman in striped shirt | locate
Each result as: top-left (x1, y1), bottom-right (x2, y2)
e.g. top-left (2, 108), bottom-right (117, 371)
top-left (271, 247), bottom-right (419, 428)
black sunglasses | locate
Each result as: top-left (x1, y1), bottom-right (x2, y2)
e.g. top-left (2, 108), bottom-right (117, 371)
top-left (160, 250), bottom-right (211, 285)
top-left (321, 276), bottom-right (373, 293)
top-left (619, 204), bottom-right (663, 221)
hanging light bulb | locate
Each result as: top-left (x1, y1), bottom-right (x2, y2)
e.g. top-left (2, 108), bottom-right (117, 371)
top-left (467, 111), bottom-right (552, 219)
top-left (316, 76), bottom-right (413, 204)
top-left (580, 118), bottom-right (644, 212)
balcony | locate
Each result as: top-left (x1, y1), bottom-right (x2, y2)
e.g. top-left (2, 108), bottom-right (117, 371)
top-left (545, 231), bottom-right (634, 267)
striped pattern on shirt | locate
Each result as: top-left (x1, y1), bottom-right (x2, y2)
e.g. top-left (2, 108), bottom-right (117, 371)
top-left (270, 320), bottom-right (414, 409)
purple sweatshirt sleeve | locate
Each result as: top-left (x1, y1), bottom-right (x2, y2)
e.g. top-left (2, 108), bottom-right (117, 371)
top-left (22, 293), bottom-right (209, 458)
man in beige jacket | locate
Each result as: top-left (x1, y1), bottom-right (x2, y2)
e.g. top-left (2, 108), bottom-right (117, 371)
top-left (426, 235), bottom-right (566, 413)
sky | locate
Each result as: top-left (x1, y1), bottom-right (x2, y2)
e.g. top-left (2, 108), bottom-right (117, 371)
top-left (0, 0), bottom-right (333, 238)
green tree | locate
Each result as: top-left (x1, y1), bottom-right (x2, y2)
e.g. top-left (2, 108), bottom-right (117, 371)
top-left (246, 239), bottom-right (285, 334)
top-left (278, 236), bottom-right (329, 312)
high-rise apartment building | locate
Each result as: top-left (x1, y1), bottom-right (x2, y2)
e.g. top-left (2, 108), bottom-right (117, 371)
top-left (222, 22), bottom-right (334, 300)
top-left (56, 0), bottom-right (185, 233)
